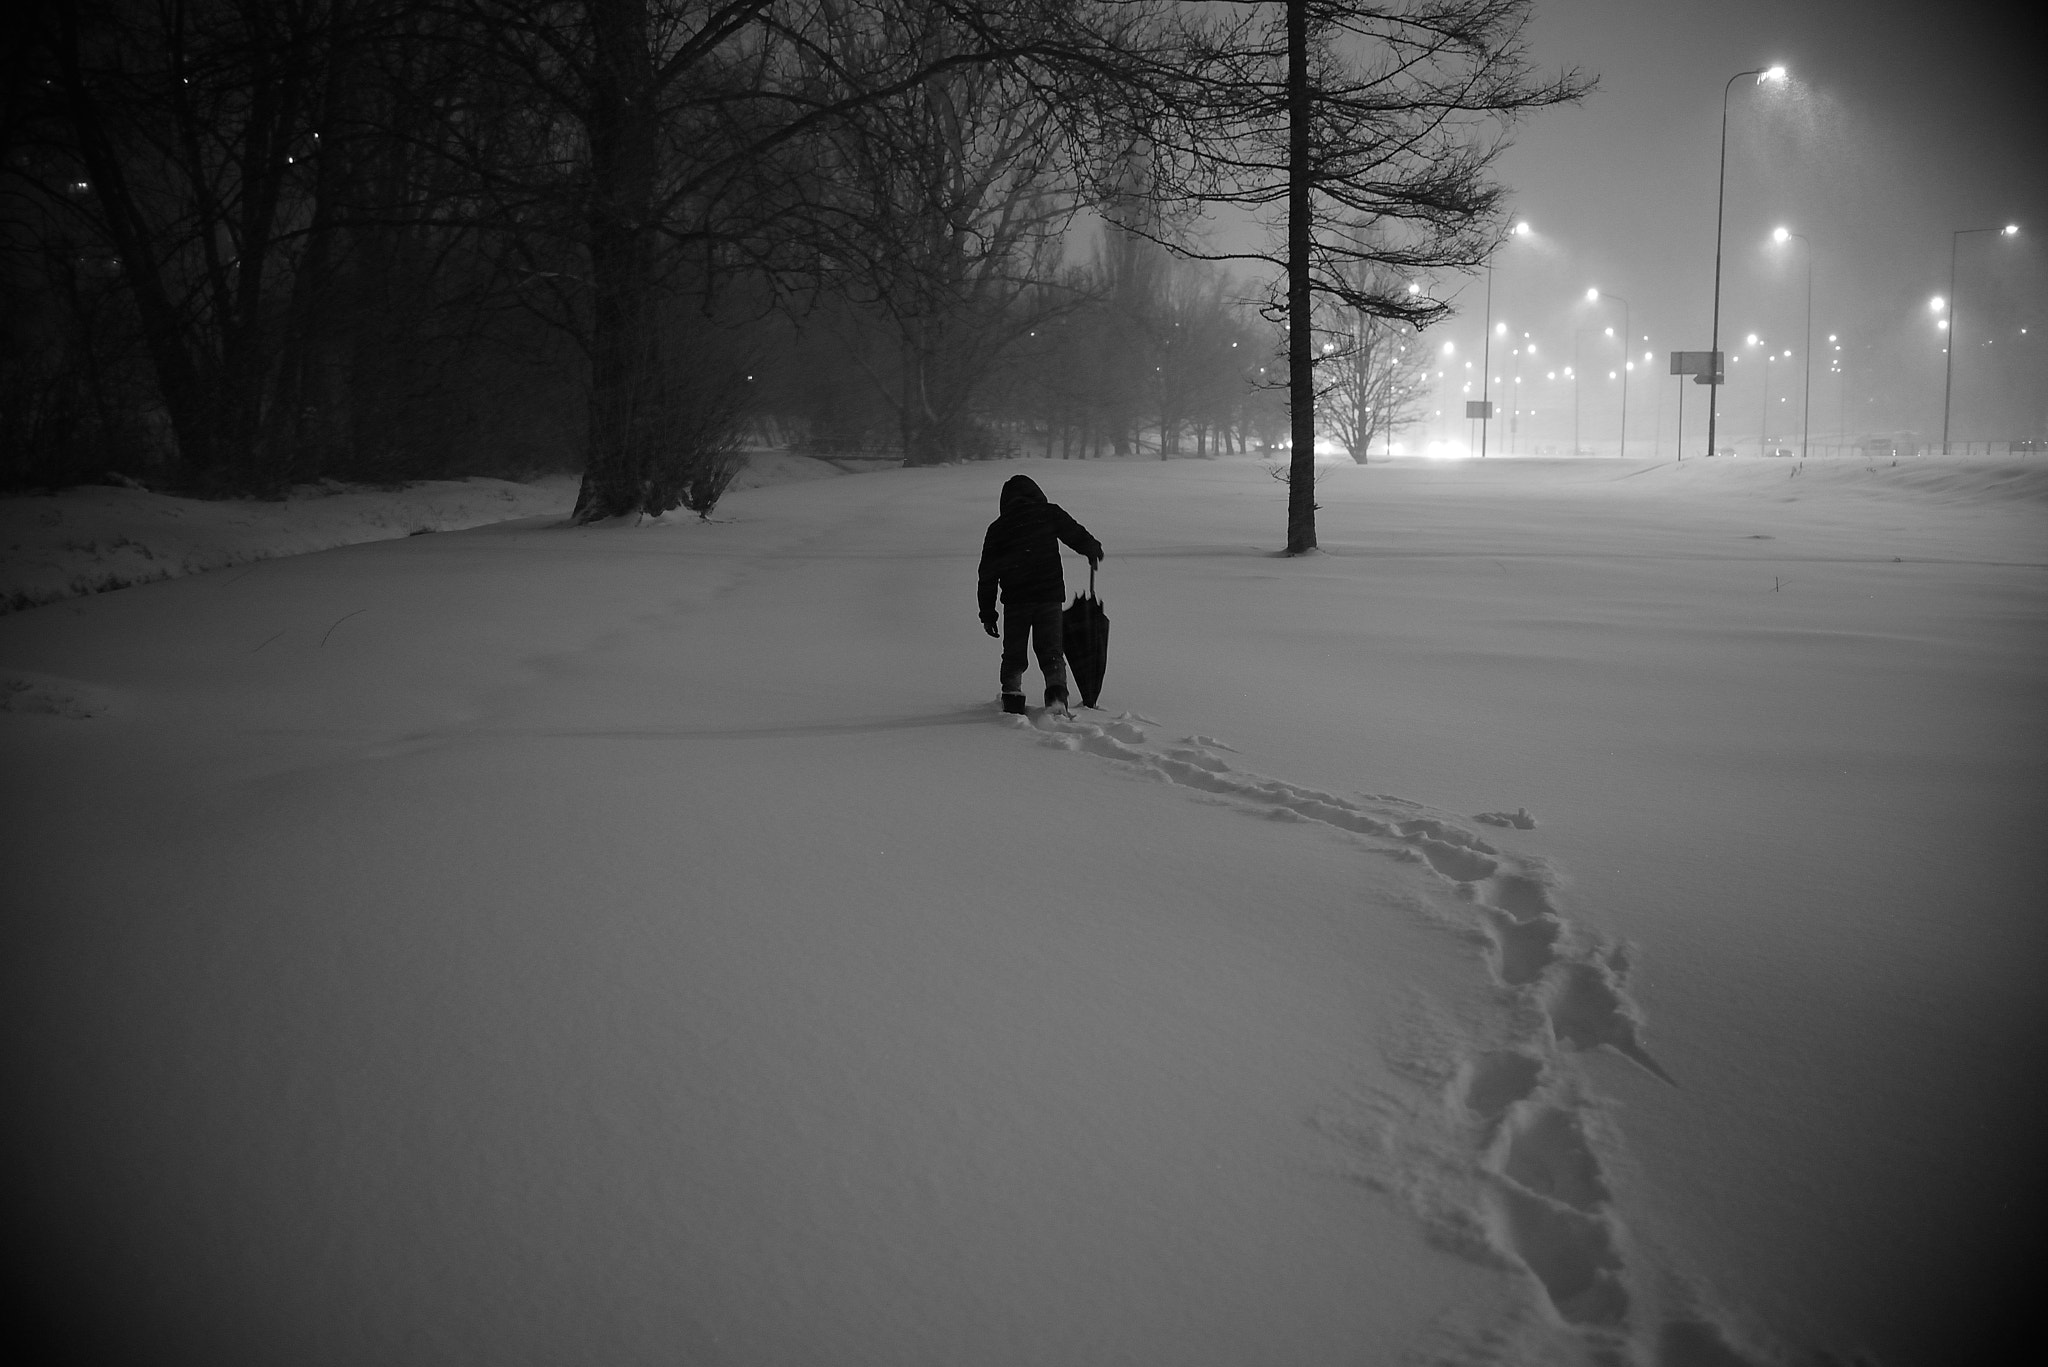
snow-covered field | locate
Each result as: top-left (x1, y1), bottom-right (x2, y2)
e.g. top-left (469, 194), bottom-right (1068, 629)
top-left (2, 452), bottom-right (2043, 1366)
top-left (0, 450), bottom-right (851, 615)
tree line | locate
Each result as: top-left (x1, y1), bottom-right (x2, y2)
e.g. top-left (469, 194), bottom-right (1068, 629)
top-left (4, 0), bottom-right (1582, 542)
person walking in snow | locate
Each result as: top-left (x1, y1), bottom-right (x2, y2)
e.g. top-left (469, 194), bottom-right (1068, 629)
top-left (977, 474), bottom-right (1103, 715)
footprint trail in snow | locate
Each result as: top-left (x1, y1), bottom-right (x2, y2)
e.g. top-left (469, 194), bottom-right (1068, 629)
top-left (1012, 708), bottom-right (1776, 1366)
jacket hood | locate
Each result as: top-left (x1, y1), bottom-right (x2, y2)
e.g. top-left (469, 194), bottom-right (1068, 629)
top-left (1000, 474), bottom-right (1046, 514)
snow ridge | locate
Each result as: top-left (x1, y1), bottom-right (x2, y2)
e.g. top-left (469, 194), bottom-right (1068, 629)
top-left (0, 669), bottom-right (120, 719)
top-left (1018, 708), bottom-right (1775, 1365)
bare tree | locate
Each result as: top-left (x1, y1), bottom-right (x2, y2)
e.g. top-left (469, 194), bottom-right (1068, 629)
top-left (9, 0), bottom-right (588, 492)
top-left (1318, 267), bottom-right (1431, 462)
top-left (1154, 259), bottom-right (1259, 456)
top-left (795, 0), bottom-right (1082, 467)
top-left (1136, 0), bottom-right (1590, 550)
top-left (436, 0), bottom-right (1171, 520)
top-left (28, 0), bottom-right (339, 490)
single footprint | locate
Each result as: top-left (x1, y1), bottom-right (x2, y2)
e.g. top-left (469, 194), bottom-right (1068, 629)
top-left (1460, 1050), bottom-right (1544, 1122)
top-left (1501, 1105), bottom-right (1611, 1212)
top-left (1487, 908), bottom-right (1562, 987)
top-left (1544, 960), bottom-right (1676, 1085)
top-left (1419, 838), bottom-right (1501, 883)
top-left (1490, 1183), bottom-right (1631, 1328)
top-left (1487, 873), bottom-right (1557, 920)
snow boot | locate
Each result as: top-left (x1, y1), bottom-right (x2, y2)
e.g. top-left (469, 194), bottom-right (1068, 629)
top-left (1001, 691), bottom-right (1028, 715)
top-left (1044, 684), bottom-right (1071, 717)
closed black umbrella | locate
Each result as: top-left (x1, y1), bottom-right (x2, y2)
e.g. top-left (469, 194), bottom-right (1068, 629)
top-left (1062, 565), bottom-right (1109, 708)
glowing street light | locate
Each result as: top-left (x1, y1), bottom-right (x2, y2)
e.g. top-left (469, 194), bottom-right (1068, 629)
top-left (1511, 330), bottom-right (1535, 453)
top-left (1829, 333), bottom-right (1847, 447)
top-left (1706, 63), bottom-right (1788, 461)
top-left (1753, 338), bottom-right (1777, 456)
top-left (1479, 222), bottom-right (1537, 457)
top-left (1771, 225), bottom-right (1814, 460)
top-left (1943, 223), bottom-right (2021, 453)
top-left (1586, 286), bottom-right (1634, 457)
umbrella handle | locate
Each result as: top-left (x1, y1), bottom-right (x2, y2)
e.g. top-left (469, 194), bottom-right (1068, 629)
top-left (1089, 562), bottom-right (1096, 597)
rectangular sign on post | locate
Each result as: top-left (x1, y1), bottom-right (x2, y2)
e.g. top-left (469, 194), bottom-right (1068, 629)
top-left (1670, 350), bottom-right (1723, 383)
top-left (1465, 400), bottom-right (1494, 419)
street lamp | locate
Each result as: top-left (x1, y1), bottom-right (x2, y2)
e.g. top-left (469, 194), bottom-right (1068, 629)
top-left (1570, 329), bottom-right (1584, 455)
top-left (1750, 335), bottom-right (1772, 455)
top-left (1586, 287), bottom-right (1632, 458)
top-left (1942, 223), bottom-right (2021, 454)
top-left (1645, 347), bottom-right (1661, 457)
top-left (1829, 333), bottom-right (1845, 453)
top-left (1771, 227), bottom-right (1813, 460)
top-left (1511, 332), bottom-right (1533, 454)
top-left (1707, 64), bottom-right (1787, 462)
top-left (1479, 220), bottom-right (1533, 458)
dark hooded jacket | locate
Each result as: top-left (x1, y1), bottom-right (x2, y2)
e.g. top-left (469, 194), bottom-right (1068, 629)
top-left (977, 475), bottom-right (1102, 619)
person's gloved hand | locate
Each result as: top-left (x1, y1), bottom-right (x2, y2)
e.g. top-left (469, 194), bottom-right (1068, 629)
top-left (981, 614), bottom-right (999, 638)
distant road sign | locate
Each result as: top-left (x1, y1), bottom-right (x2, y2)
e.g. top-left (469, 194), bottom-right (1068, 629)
top-left (1670, 350), bottom-right (1724, 383)
top-left (1465, 400), bottom-right (1494, 419)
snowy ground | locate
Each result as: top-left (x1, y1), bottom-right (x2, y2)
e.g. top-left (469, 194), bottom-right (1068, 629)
top-left (2, 452), bottom-right (2043, 1366)
top-left (0, 450), bottom-right (850, 615)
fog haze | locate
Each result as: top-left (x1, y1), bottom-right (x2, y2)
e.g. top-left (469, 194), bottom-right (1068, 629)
top-left (1439, 0), bottom-right (2046, 450)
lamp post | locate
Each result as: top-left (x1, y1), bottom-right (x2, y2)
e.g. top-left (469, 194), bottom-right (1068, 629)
top-left (1675, 367), bottom-right (1684, 462)
top-left (1772, 227), bottom-right (1813, 461)
top-left (1830, 333), bottom-right (1844, 455)
top-left (1511, 332), bottom-right (1532, 454)
top-left (1479, 220), bottom-right (1532, 458)
top-left (1707, 65), bottom-right (1786, 462)
top-left (1754, 338), bottom-right (1771, 455)
top-left (1571, 332), bottom-right (1582, 455)
top-left (1586, 287), bottom-right (1632, 458)
top-left (1942, 223), bottom-right (2020, 454)
top-left (1647, 347), bottom-right (1660, 458)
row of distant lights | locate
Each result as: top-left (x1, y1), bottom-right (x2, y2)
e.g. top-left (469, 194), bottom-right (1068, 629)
top-left (1430, 215), bottom-right (2025, 392)
top-left (1462, 75), bottom-right (1816, 403)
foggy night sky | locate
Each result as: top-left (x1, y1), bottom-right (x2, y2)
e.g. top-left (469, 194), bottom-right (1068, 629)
top-left (1409, 0), bottom-right (2048, 445)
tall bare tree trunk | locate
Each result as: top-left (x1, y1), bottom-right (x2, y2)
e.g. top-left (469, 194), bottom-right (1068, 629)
top-left (52, 8), bottom-right (218, 479)
top-left (572, 0), bottom-right (664, 522)
top-left (1284, 0), bottom-right (1316, 553)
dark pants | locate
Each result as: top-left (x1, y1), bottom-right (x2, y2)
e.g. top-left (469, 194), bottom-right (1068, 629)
top-left (1000, 601), bottom-right (1067, 698)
